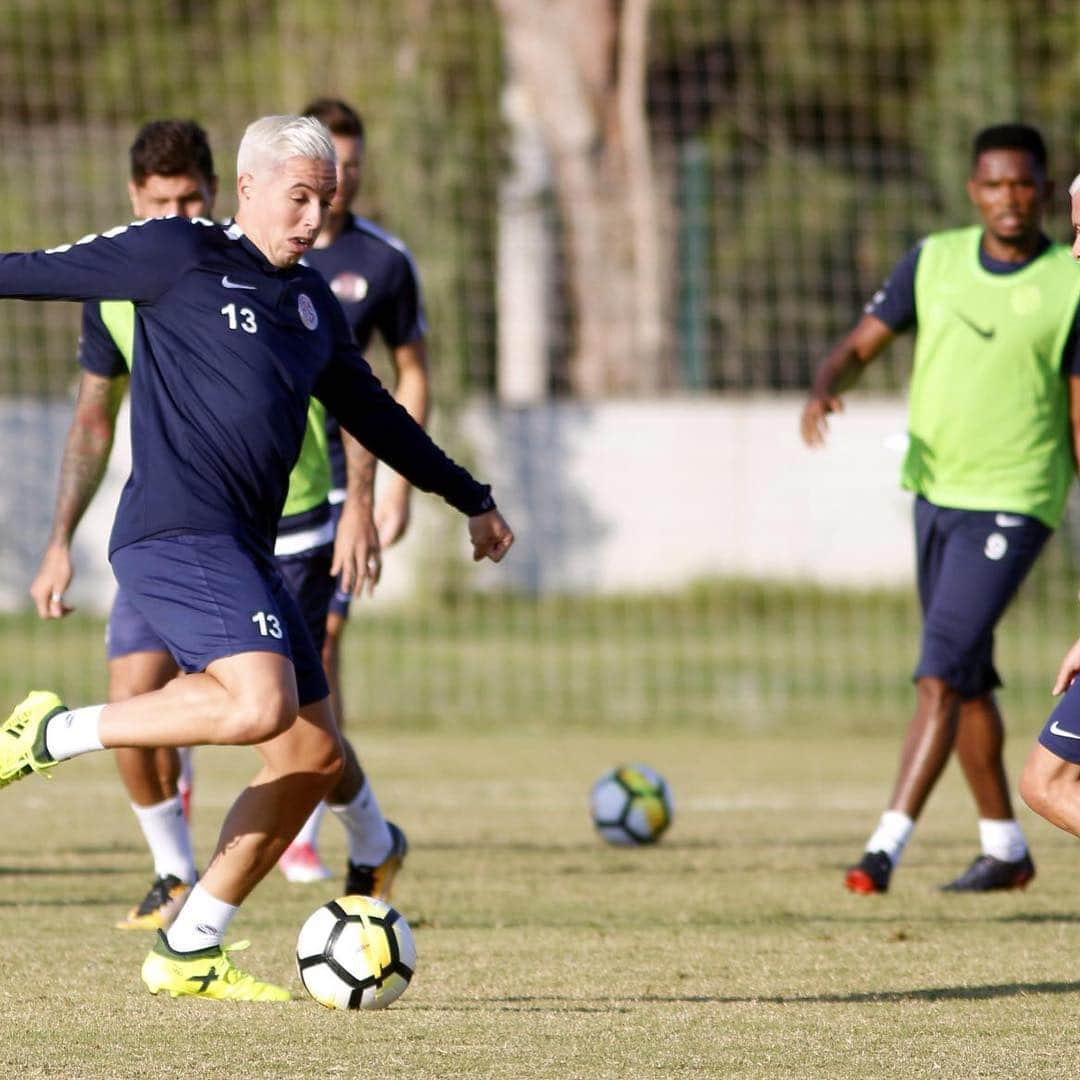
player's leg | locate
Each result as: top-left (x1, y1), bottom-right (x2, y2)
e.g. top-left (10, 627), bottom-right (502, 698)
top-left (941, 692), bottom-right (1034, 891)
top-left (109, 644), bottom-right (200, 930)
top-left (1020, 681), bottom-right (1080, 838)
top-left (276, 546), bottom-right (406, 896)
top-left (143, 676), bottom-right (343, 1003)
top-left (275, 546), bottom-right (338, 881)
top-left (322, 600), bottom-right (407, 898)
top-left (323, 607), bottom-right (348, 732)
top-left (847, 502), bottom-right (1047, 893)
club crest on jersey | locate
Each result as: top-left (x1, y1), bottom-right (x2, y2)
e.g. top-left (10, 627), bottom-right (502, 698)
top-left (330, 272), bottom-right (369, 303)
top-left (298, 293), bottom-right (318, 331)
top-left (984, 532), bottom-right (1008, 561)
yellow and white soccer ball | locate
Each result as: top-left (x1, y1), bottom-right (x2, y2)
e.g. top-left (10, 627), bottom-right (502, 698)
top-left (589, 764), bottom-right (673, 846)
top-left (296, 895), bottom-right (416, 1010)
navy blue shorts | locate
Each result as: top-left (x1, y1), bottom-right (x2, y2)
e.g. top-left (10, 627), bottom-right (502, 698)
top-left (1038, 681), bottom-right (1080, 764)
top-left (110, 532), bottom-right (329, 706)
top-left (913, 497), bottom-right (1049, 699)
top-left (276, 542), bottom-right (335, 653)
top-left (106, 586), bottom-right (169, 660)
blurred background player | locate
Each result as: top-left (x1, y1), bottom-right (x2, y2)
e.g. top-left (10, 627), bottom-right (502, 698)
top-left (801, 123), bottom-right (1080, 894)
top-left (276, 97), bottom-right (430, 883)
top-left (30, 120), bottom-right (216, 928)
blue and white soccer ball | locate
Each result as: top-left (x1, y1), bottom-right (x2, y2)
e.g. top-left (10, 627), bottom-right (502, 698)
top-left (296, 895), bottom-right (416, 1010)
top-left (589, 763), bottom-right (673, 846)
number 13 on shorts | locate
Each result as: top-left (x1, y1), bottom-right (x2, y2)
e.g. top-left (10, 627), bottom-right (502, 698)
top-left (251, 611), bottom-right (283, 639)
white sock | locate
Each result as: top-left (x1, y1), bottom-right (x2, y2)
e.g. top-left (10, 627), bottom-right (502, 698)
top-left (165, 882), bottom-right (236, 953)
top-left (44, 705), bottom-right (105, 761)
top-left (329, 780), bottom-right (393, 866)
top-left (979, 818), bottom-right (1028, 862)
top-left (865, 810), bottom-right (914, 865)
top-left (131, 796), bottom-right (197, 883)
top-left (292, 801), bottom-right (327, 849)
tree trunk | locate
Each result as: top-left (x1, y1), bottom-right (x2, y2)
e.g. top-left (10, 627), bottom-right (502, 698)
top-left (496, 0), bottom-right (669, 397)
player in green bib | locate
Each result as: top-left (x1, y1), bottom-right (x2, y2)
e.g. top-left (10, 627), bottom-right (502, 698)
top-left (801, 124), bottom-right (1080, 895)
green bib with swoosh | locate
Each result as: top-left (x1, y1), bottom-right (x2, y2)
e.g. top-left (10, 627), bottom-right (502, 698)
top-left (97, 299), bottom-right (330, 520)
top-left (902, 225), bottom-right (1080, 527)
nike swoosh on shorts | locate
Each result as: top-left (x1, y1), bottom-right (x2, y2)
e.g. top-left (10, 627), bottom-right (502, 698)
top-left (1049, 720), bottom-right (1080, 741)
top-left (995, 513), bottom-right (1025, 528)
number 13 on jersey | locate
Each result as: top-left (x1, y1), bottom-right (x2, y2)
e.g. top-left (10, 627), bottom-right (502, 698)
top-left (222, 303), bottom-right (258, 333)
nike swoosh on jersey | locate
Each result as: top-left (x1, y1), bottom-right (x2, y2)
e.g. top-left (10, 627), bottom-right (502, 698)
top-left (995, 513), bottom-right (1025, 527)
top-left (1049, 720), bottom-right (1080, 740)
top-left (953, 310), bottom-right (995, 340)
top-left (221, 275), bottom-right (256, 290)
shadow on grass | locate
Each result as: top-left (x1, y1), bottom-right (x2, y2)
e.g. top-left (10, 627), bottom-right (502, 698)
top-left (410, 980), bottom-right (1080, 1012)
top-left (0, 865), bottom-right (131, 877)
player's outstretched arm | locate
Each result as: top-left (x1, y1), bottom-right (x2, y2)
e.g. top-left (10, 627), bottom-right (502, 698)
top-left (800, 314), bottom-right (894, 448)
top-left (30, 371), bottom-right (127, 618)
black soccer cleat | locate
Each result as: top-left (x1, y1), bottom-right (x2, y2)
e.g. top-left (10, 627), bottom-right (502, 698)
top-left (940, 852), bottom-right (1035, 893)
top-left (345, 821), bottom-right (408, 901)
top-left (844, 850), bottom-right (892, 894)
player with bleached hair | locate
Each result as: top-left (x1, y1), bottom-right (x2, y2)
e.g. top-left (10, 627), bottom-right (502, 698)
top-left (802, 123), bottom-right (1080, 896)
top-left (0, 114), bottom-right (513, 1002)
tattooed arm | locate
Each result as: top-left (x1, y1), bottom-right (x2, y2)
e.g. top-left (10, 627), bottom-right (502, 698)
top-left (30, 370), bottom-right (128, 617)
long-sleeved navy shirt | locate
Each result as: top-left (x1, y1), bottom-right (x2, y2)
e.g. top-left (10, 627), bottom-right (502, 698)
top-left (0, 216), bottom-right (492, 555)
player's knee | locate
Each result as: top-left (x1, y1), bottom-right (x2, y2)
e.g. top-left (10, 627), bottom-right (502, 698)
top-left (1018, 757), bottom-right (1052, 819)
top-left (227, 684), bottom-right (300, 744)
top-left (299, 728), bottom-right (346, 794)
top-left (915, 675), bottom-right (959, 712)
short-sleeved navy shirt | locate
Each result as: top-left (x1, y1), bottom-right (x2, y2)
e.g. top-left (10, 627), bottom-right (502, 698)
top-left (0, 216), bottom-right (491, 557)
top-left (303, 215), bottom-right (427, 490)
top-left (76, 301), bottom-right (127, 377)
top-left (865, 233), bottom-right (1080, 374)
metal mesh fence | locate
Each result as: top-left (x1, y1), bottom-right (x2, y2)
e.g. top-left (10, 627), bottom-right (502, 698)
top-left (0, 0), bottom-right (1078, 736)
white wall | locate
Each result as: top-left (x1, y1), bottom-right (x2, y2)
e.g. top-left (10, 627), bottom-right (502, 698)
top-left (0, 394), bottom-right (916, 615)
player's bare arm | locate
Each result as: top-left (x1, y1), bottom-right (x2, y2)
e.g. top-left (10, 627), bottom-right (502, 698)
top-left (800, 313), bottom-right (895, 448)
top-left (30, 370), bottom-right (128, 618)
top-left (332, 429), bottom-right (381, 597)
top-left (376, 338), bottom-right (430, 548)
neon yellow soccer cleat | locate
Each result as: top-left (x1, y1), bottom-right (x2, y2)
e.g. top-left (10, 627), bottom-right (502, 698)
top-left (142, 933), bottom-right (292, 1002)
top-left (0, 691), bottom-right (66, 788)
top-left (116, 875), bottom-right (193, 931)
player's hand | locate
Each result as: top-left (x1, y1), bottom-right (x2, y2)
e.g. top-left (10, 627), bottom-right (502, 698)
top-left (469, 509), bottom-right (514, 563)
top-left (800, 394), bottom-right (843, 448)
top-left (30, 544), bottom-right (75, 619)
top-left (331, 501), bottom-right (382, 599)
top-left (1052, 636), bottom-right (1080, 694)
top-left (375, 479), bottom-right (412, 549)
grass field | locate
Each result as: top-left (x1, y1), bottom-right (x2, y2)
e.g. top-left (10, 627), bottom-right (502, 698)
top-left (1, 574), bottom-right (1079, 1077)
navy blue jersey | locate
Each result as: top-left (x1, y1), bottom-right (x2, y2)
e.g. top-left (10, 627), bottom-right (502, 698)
top-left (304, 215), bottom-right (426, 491)
top-left (0, 216), bottom-right (492, 556)
top-left (865, 234), bottom-right (1080, 374)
